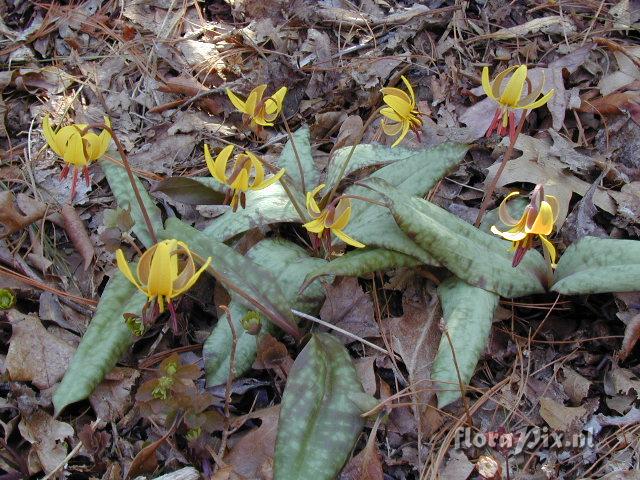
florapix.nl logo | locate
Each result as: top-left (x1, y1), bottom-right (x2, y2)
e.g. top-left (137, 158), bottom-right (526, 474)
top-left (454, 426), bottom-right (593, 454)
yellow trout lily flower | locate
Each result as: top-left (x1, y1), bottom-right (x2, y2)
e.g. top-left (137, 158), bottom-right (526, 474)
top-left (380, 75), bottom-right (424, 147)
top-left (482, 65), bottom-right (555, 142)
top-left (43, 115), bottom-right (111, 199)
top-left (490, 185), bottom-right (559, 268)
top-left (116, 239), bottom-right (211, 331)
top-left (226, 84), bottom-right (287, 129)
top-left (303, 184), bottom-right (365, 250)
top-left (205, 144), bottom-right (285, 211)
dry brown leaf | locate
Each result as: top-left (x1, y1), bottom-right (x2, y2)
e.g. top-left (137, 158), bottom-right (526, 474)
top-left (320, 277), bottom-right (379, 343)
top-left (605, 363), bottom-right (640, 399)
top-left (224, 406), bottom-right (280, 479)
top-left (384, 285), bottom-right (440, 432)
top-left (556, 365), bottom-right (592, 403)
top-left (485, 134), bottom-right (616, 227)
top-left (340, 418), bottom-right (383, 480)
top-left (439, 450), bottom-right (475, 480)
top-left (539, 397), bottom-right (588, 432)
top-left (89, 367), bottom-right (140, 422)
top-left (18, 409), bottom-right (74, 475)
top-left (620, 313), bottom-right (640, 361)
top-left (254, 333), bottom-right (293, 378)
top-left (354, 356), bottom-right (377, 396)
top-left (0, 191), bottom-right (46, 238)
top-left (598, 47), bottom-right (640, 95)
top-left (61, 204), bottom-right (95, 271)
top-left (6, 310), bottom-right (75, 390)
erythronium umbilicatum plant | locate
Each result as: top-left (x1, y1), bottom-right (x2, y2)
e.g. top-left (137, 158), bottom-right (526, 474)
top-left (50, 70), bottom-right (640, 480)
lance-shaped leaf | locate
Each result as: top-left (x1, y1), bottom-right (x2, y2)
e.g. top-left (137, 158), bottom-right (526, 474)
top-left (301, 247), bottom-right (428, 291)
top-left (202, 183), bottom-right (302, 241)
top-left (341, 143), bottom-right (469, 261)
top-left (363, 178), bottom-right (548, 297)
top-left (274, 333), bottom-right (365, 480)
top-left (325, 143), bottom-right (425, 192)
top-left (152, 177), bottom-right (226, 205)
top-left (552, 237), bottom-right (640, 294)
top-left (161, 218), bottom-right (299, 339)
top-left (99, 159), bottom-right (163, 248)
top-left (205, 239), bottom-right (327, 385)
top-left (279, 125), bottom-right (319, 193)
top-left (432, 278), bottom-right (499, 408)
top-left (53, 272), bottom-right (146, 414)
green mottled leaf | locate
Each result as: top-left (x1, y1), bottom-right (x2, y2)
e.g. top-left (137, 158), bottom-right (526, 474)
top-left (432, 278), bottom-right (499, 408)
top-left (274, 333), bottom-right (365, 480)
top-left (302, 248), bottom-right (428, 291)
top-left (161, 218), bottom-right (299, 338)
top-left (343, 143), bottom-right (469, 262)
top-left (363, 178), bottom-right (548, 297)
top-left (99, 159), bottom-right (163, 248)
top-left (279, 125), bottom-right (320, 192)
top-left (202, 183), bottom-right (302, 241)
top-left (205, 239), bottom-right (327, 385)
top-left (552, 237), bottom-right (640, 294)
top-left (152, 177), bottom-right (225, 205)
top-left (53, 272), bottom-right (146, 414)
top-left (326, 143), bottom-right (424, 192)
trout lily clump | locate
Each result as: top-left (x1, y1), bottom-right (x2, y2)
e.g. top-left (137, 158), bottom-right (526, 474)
top-left (303, 184), bottom-right (365, 251)
top-left (42, 116), bottom-right (112, 199)
top-left (205, 144), bottom-right (286, 211)
top-left (482, 65), bottom-right (555, 142)
top-left (226, 84), bottom-right (287, 130)
top-left (116, 239), bottom-right (211, 331)
top-left (491, 185), bottom-right (559, 268)
top-left (380, 75), bottom-right (424, 147)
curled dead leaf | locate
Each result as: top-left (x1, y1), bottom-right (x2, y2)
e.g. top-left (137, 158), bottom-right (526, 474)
top-left (61, 204), bottom-right (95, 271)
top-left (0, 191), bottom-right (46, 238)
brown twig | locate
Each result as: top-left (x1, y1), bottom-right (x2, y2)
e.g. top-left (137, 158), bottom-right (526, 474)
top-left (474, 113), bottom-right (527, 227)
top-left (279, 110), bottom-right (307, 195)
top-left (86, 124), bottom-right (158, 244)
top-left (217, 305), bottom-right (238, 463)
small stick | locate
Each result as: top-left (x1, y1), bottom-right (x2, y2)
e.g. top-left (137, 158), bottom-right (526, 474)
top-left (217, 305), bottom-right (238, 463)
top-left (279, 110), bottom-right (307, 196)
top-left (474, 113), bottom-right (527, 227)
top-left (85, 124), bottom-right (158, 244)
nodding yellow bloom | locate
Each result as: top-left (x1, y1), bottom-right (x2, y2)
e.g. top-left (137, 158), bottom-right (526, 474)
top-left (42, 116), bottom-right (111, 199)
top-left (481, 65), bottom-right (555, 142)
top-left (116, 239), bottom-right (211, 330)
top-left (204, 144), bottom-right (285, 211)
top-left (380, 75), bottom-right (424, 147)
top-left (303, 184), bottom-right (365, 249)
top-left (491, 185), bottom-right (559, 268)
top-left (226, 84), bottom-right (287, 128)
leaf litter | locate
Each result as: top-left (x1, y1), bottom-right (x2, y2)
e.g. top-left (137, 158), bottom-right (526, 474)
top-left (0, 0), bottom-right (640, 478)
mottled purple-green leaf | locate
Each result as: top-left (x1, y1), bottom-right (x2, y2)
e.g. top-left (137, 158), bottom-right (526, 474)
top-left (362, 178), bottom-right (548, 298)
top-left (301, 247), bottom-right (430, 291)
top-left (204, 239), bottom-right (327, 386)
top-left (552, 237), bottom-right (640, 294)
top-left (152, 177), bottom-right (226, 205)
top-left (53, 272), bottom-right (146, 414)
top-left (274, 333), bottom-right (365, 480)
top-left (99, 159), bottom-right (163, 248)
top-left (432, 278), bottom-right (498, 408)
top-left (161, 218), bottom-right (299, 339)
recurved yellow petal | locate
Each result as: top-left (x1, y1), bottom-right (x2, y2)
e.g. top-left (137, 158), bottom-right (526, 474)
top-left (539, 234), bottom-right (557, 266)
top-left (332, 228), bottom-right (365, 248)
top-left (226, 88), bottom-right (248, 114)
top-left (490, 225), bottom-right (528, 242)
top-left (382, 120), bottom-right (403, 136)
top-left (146, 240), bottom-right (175, 297)
top-left (383, 95), bottom-right (412, 118)
top-left (497, 191), bottom-right (522, 226)
top-left (481, 67), bottom-right (496, 100)
top-left (43, 116), bottom-right (65, 157)
top-left (116, 249), bottom-right (145, 294)
top-left (517, 89), bottom-right (555, 110)
top-left (401, 75), bottom-right (416, 106)
top-left (245, 84), bottom-right (267, 117)
top-left (254, 167), bottom-right (285, 191)
top-left (527, 201), bottom-right (554, 235)
top-left (63, 132), bottom-right (87, 167)
top-left (331, 199), bottom-right (352, 230)
top-left (499, 65), bottom-right (527, 107)
top-left (303, 216), bottom-right (327, 234)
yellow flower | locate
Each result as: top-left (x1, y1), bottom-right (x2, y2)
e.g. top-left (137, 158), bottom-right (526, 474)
top-left (226, 84), bottom-right (287, 128)
top-left (303, 184), bottom-right (365, 249)
top-left (116, 239), bottom-right (211, 329)
top-left (380, 75), bottom-right (424, 147)
top-left (481, 65), bottom-right (555, 142)
top-left (490, 185), bottom-right (559, 268)
top-left (204, 144), bottom-right (286, 211)
top-left (42, 115), bottom-right (112, 198)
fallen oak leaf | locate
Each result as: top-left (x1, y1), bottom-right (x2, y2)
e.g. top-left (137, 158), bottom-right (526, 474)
top-left (0, 191), bottom-right (46, 238)
top-left (620, 313), bottom-right (640, 361)
top-left (18, 409), bottom-right (74, 475)
top-left (61, 204), bottom-right (95, 271)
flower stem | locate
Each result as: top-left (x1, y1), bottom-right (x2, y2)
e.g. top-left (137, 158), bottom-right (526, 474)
top-left (326, 112), bottom-right (378, 205)
top-left (473, 112), bottom-right (528, 228)
top-left (86, 123), bottom-right (158, 244)
top-left (279, 110), bottom-right (306, 196)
